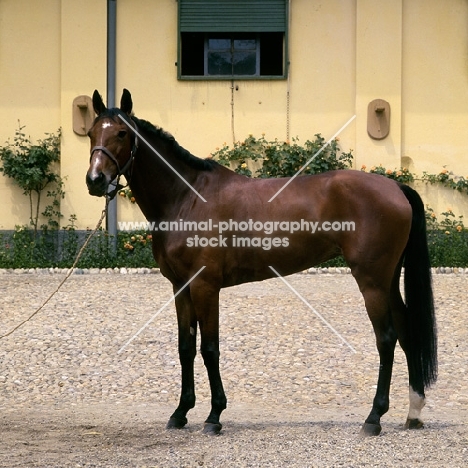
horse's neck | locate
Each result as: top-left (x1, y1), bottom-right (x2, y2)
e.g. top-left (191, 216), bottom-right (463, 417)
top-left (128, 143), bottom-right (199, 222)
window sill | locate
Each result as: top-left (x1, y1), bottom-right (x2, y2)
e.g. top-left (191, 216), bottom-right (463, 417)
top-left (177, 75), bottom-right (288, 81)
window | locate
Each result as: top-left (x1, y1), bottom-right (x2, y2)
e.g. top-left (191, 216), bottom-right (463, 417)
top-left (208, 36), bottom-right (257, 76)
top-left (178, 0), bottom-right (288, 80)
top-left (181, 32), bottom-right (284, 77)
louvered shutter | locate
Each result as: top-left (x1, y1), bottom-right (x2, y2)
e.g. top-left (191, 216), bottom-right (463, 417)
top-left (179, 0), bottom-right (287, 33)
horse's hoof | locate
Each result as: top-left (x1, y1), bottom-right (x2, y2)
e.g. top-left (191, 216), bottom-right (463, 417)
top-left (404, 418), bottom-right (424, 430)
top-left (166, 416), bottom-right (188, 430)
top-left (202, 422), bottom-right (222, 435)
top-left (359, 422), bottom-right (382, 437)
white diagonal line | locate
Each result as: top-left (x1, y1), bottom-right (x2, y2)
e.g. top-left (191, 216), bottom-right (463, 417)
top-left (268, 266), bottom-right (357, 353)
top-left (268, 115), bottom-right (356, 202)
top-left (118, 114), bottom-right (207, 202)
top-left (118, 266), bottom-right (206, 354)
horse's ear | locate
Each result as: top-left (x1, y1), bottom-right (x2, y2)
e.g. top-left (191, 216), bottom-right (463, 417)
top-left (92, 90), bottom-right (106, 115)
top-left (120, 89), bottom-right (133, 115)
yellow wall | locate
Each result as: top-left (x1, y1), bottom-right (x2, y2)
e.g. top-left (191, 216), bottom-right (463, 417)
top-left (1, 0), bottom-right (468, 230)
top-left (401, 0), bottom-right (468, 217)
top-left (59, 0), bottom-right (107, 229)
top-left (355, 0), bottom-right (402, 169)
top-left (402, 1), bottom-right (468, 175)
top-left (0, 0), bottom-right (61, 229)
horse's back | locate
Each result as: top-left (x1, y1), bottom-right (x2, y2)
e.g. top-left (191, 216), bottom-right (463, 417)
top-left (214, 167), bottom-right (411, 217)
top-left (212, 166), bottom-right (414, 246)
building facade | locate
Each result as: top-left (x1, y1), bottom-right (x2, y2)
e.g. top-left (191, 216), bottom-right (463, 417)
top-left (1, 0), bottom-right (468, 230)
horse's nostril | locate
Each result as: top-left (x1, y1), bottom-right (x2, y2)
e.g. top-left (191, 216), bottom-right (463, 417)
top-left (86, 171), bottom-right (108, 196)
top-left (86, 171), bottom-right (104, 186)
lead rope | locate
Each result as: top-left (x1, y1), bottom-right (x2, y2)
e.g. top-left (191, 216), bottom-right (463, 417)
top-left (0, 200), bottom-right (109, 340)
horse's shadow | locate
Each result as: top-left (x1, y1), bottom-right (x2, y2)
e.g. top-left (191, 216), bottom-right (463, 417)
top-left (178, 418), bottom-right (456, 437)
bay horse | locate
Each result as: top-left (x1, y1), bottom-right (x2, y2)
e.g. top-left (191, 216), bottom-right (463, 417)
top-left (86, 89), bottom-right (437, 436)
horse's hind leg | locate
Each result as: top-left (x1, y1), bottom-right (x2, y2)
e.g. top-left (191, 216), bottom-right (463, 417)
top-left (391, 294), bottom-right (426, 430)
top-left (357, 281), bottom-right (398, 437)
top-left (167, 287), bottom-right (198, 430)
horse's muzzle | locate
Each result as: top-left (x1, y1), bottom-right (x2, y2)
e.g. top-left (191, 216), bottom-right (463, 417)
top-left (86, 171), bottom-right (109, 197)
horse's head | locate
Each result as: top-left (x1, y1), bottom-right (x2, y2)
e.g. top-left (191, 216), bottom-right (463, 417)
top-left (86, 89), bottom-right (136, 197)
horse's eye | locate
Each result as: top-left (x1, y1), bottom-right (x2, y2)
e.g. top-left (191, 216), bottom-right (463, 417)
top-left (118, 130), bottom-right (127, 138)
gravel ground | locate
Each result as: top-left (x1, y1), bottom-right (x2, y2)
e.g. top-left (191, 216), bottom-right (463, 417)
top-left (0, 271), bottom-right (467, 467)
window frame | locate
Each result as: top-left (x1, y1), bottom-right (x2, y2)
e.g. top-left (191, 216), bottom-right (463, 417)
top-left (177, 0), bottom-right (289, 81)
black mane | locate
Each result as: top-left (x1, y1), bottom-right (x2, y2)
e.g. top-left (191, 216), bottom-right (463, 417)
top-left (93, 109), bottom-right (217, 171)
top-left (133, 116), bottom-right (216, 171)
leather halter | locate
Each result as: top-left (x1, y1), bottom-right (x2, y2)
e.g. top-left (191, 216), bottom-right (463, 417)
top-left (89, 114), bottom-right (139, 200)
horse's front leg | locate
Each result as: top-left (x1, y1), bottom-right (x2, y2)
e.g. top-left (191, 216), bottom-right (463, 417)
top-left (192, 282), bottom-right (227, 435)
top-left (166, 287), bottom-right (197, 430)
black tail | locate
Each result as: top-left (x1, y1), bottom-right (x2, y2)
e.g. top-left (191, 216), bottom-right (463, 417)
top-left (399, 183), bottom-right (438, 389)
